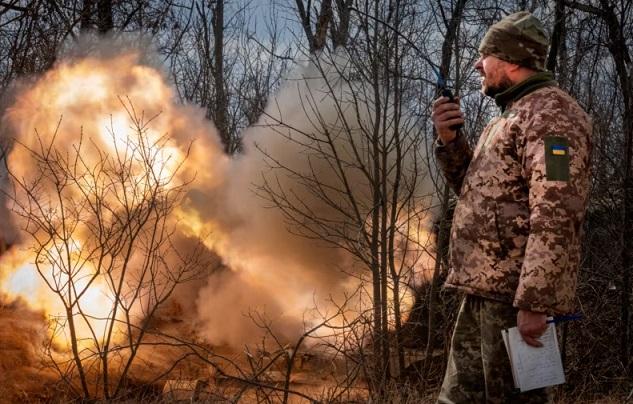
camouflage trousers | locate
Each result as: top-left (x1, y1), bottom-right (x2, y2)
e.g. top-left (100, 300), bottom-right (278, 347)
top-left (437, 295), bottom-right (551, 404)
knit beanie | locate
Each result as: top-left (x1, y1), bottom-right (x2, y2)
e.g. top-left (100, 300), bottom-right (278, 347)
top-left (478, 11), bottom-right (549, 71)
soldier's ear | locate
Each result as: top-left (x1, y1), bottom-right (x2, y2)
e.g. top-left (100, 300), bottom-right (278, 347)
top-left (505, 62), bottom-right (522, 73)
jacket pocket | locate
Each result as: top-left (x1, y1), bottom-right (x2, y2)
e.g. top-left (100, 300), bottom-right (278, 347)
top-left (471, 199), bottom-right (505, 260)
top-left (493, 203), bottom-right (509, 259)
top-left (494, 201), bottom-right (530, 259)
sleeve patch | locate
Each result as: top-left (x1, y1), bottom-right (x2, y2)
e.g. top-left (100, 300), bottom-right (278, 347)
top-left (544, 136), bottom-right (570, 181)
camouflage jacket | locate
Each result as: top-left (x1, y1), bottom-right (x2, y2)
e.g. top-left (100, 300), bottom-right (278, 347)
top-left (436, 72), bottom-right (592, 314)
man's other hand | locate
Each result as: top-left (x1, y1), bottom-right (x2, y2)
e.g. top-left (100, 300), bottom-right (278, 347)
top-left (517, 309), bottom-right (548, 347)
top-left (431, 96), bottom-right (464, 145)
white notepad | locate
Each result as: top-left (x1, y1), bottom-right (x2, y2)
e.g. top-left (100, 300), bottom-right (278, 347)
top-left (501, 322), bottom-right (565, 392)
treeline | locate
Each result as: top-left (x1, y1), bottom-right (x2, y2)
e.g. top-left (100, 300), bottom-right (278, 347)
top-left (0, 0), bottom-right (631, 401)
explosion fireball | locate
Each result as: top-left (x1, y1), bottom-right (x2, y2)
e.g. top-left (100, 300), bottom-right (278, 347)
top-left (0, 44), bottom-right (438, 399)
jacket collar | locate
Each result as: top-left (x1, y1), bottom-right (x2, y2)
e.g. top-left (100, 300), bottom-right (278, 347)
top-left (494, 71), bottom-right (558, 112)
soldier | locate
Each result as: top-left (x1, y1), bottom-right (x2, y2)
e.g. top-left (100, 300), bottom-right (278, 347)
top-left (431, 11), bottom-right (592, 403)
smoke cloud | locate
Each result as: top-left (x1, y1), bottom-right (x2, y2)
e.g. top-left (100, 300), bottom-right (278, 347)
top-left (0, 296), bottom-right (58, 402)
top-left (0, 39), bottom-right (437, 362)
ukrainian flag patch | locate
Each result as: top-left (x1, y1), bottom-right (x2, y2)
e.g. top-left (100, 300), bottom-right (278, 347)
top-left (551, 145), bottom-right (567, 156)
top-left (544, 136), bottom-right (570, 181)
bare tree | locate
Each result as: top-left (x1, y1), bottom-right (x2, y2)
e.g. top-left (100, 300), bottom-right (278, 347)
top-left (565, 0), bottom-right (633, 370)
top-left (5, 100), bottom-right (211, 400)
top-left (0, 0), bottom-right (631, 400)
top-left (252, 1), bottom-right (442, 396)
top-left (79, 0), bottom-right (113, 33)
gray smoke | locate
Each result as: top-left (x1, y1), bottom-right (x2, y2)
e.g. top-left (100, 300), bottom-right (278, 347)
top-left (194, 48), bottom-right (439, 346)
top-left (0, 42), bottom-right (438, 353)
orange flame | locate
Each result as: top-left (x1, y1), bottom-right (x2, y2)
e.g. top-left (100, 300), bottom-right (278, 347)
top-left (1, 47), bottom-right (438, 356)
top-left (1, 52), bottom-right (226, 352)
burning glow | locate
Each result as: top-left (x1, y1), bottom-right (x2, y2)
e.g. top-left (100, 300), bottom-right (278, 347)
top-left (5, 261), bottom-right (39, 296)
top-left (0, 52), bottom-right (220, 353)
top-left (0, 249), bottom-right (114, 350)
top-left (1, 46), bottom-right (439, 362)
top-left (99, 112), bottom-right (131, 147)
top-left (55, 71), bottom-right (109, 107)
top-left (99, 112), bottom-right (184, 185)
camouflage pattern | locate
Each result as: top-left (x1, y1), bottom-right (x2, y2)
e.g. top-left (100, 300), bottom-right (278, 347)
top-left (435, 75), bottom-right (592, 315)
top-left (478, 11), bottom-right (549, 71)
top-left (437, 295), bottom-right (552, 403)
top-left (436, 131), bottom-right (473, 196)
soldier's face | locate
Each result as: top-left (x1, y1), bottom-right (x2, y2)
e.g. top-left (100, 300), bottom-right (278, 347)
top-left (474, 54), bottom-right (513, 97)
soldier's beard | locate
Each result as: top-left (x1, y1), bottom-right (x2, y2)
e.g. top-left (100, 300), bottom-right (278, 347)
top-left (482, 72), bottom-right (513, 98)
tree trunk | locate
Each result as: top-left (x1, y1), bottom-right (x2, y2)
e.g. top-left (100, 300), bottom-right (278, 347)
top-left (596, 0), bottom-right (632, 370)
top-left (66, 305), bottom-right (90, 399)
top-left (331, 0), bottom-right (353, 48)
top-left (81, 0), bottom-right (94, 32)
top-left (427, 0), bottom-right (467, 377)
top-left (212, 0), bottom-right (231, 153)
top-left (567, 0), bottom-right (633, 369)
top-left (97, 0), bottom-right (113, 33)
top-left (295, 0), bottom-right (333, 53)
top-left (425, 183), bottom-right (450, 378)
top-left (547, 0), bottom-right (567, 78)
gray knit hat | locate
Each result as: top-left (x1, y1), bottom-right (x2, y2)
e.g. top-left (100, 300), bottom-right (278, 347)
top-left (478, 11), bottom-right (549, 71)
